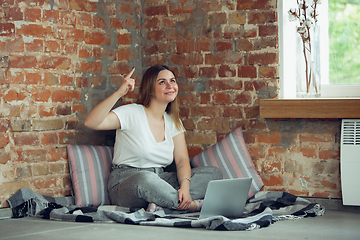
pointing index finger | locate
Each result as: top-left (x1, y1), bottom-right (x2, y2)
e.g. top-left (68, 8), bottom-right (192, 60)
top-left (125, 68), bottom-right (135, 79)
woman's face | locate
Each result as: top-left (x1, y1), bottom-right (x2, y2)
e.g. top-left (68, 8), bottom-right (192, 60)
top-left (152, 70), bottom-right (178, 104)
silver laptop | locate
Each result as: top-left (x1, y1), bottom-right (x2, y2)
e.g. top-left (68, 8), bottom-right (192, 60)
top-left (172, 177), bottom-right (252, 220)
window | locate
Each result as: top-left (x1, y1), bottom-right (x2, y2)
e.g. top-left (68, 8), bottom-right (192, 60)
top-left (278, 0), bottom-right (360, 98)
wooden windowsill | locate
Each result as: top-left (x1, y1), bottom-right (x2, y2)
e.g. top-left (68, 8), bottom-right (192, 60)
top-left (259, 98), bottom-right (360, 119)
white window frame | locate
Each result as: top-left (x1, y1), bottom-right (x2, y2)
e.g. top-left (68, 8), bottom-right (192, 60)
top-left (278, 0), bottom-right (360, 99)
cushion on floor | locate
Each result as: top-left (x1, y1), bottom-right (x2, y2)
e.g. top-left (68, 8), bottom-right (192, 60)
top-left (66, 145), bottom-right (114, 207)
top-left (190, 127), bottom-right (264, 198)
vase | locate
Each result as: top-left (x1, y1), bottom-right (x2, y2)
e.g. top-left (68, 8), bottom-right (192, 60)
top-left (296, 24), bottom-right (321, 98)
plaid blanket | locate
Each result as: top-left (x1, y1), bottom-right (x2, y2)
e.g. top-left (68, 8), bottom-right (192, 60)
top-left (7, 188), bottom-right (324, 231)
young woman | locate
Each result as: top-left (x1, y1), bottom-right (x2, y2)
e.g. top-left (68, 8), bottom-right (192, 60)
top-left (84, 65), bottom-right (222, 211)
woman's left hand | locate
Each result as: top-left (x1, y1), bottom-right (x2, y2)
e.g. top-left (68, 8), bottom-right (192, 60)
top-left (177, 188), bottom-right (192, 210)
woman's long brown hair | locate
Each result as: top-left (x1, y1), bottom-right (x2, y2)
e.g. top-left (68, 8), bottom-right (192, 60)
top-left (136, 65), bottom-right (183, 131)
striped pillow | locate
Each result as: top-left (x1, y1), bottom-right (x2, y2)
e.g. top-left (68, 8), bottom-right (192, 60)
top-left (66, 145), bottom-right (114, 207)
top-left (190, 127), bottom-right (263, 198)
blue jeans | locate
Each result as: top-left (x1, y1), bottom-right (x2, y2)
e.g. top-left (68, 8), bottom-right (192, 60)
top-left (108, 165), bottom-right (222, 209)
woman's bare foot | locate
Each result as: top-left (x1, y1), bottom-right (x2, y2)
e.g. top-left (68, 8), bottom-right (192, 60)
top-left (189, 200), bottom-right (204, 211)
top-left (176, 200), bottom-right (204, 211)
top-left (188, 201), bottom-right (198, 211)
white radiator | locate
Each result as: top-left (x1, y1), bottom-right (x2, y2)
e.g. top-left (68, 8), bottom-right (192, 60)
top-left (340, 119), bottom-right (360, 206)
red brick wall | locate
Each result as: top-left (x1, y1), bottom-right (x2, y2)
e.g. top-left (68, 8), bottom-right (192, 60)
top-left (0, 0), bottom-right (341, 207)
top-left (0, 0), bottom-right (142, 207)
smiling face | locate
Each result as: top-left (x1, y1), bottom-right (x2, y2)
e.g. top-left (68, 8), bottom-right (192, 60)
top-left (152, 70), bottom-right (178, 104)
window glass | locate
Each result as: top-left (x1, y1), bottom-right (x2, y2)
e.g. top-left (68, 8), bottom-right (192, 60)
top-left (328, 0), bottom-right (360, 85)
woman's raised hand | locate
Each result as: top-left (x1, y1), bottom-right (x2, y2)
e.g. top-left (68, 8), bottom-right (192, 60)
top-left (117, 68), bottom-right (136, 97)
top-left (84, 68), bottom-right (136, 130)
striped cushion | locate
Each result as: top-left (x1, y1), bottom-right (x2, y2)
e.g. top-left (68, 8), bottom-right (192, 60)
top-left (190, 127), bottom-right (263, 198)
top-left (66, 145), bottom-right (114, 207)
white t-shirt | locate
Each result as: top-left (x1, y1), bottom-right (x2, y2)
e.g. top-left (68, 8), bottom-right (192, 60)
top-left (111, 103), bottom-right (185, 168)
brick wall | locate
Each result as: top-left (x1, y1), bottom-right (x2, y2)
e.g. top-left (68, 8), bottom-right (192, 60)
top-left (0, 0), bottom-right (142, 207)
top-left (0, 0), bottom-right (342, 208)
